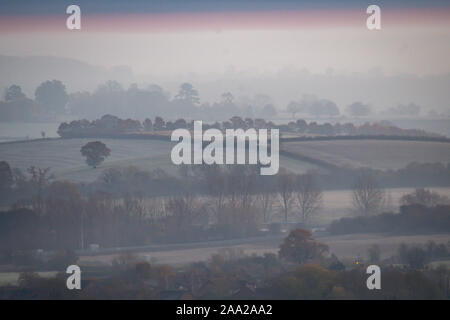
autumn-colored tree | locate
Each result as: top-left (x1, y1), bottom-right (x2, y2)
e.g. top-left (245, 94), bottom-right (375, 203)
top-left (80, 141), bottom-right (111, 168)
top-left (270, 264), bottom-right (336, 299)
top-left (279, 229), bottom-right (329, 264)
top-left (152, 264), bottom-right (176, 289)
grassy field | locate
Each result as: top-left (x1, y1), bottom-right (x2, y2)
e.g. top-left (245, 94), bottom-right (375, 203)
top-left (1, 138), bottom-right (449, 182)
top-left (78, 233), bottom-right (450, 267)
top-left (0, 138), bottom-right (178, 182)
top-left (261, 187), bottom-right (450, 226)
top-left (282, 139), bottom-right (450, 170)
top-left (0, 271), bottom-right (58, 286)
top-left (0, 138), bottom-right (322, 182)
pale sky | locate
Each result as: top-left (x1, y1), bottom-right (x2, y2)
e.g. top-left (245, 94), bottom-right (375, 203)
top-left (1, 25), bottom-right (449, 77)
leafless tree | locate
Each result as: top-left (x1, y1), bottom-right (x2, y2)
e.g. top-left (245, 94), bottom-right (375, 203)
top-left (257, 192), bottom-right (274, 223)
top-left (294, 173), bottom-right (323, 224)
top-left (165, 193), bottom-right (207, 240)
top-left (277, 169), bottom-right (295, 224)
top-left (27, 166), bottom-right (53, 213)
top-left (352, 172), bottom-right (385, 216)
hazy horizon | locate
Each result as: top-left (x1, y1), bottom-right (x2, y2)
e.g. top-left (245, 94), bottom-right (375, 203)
top-left (1, 1), bottom-right (450, 113)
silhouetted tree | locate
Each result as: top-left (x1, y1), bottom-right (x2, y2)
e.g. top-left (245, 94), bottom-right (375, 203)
top-left (346, 102), bottom-right (371, 117)
top-left (80, 141), bottom-right (111, 168)
top-left (35, 80), bottom-right (68, 114)
top-left (4, 84), bottom-right (26, 102)
top-left (279, 229), bottom-right (329, 264)
top-left (175, 83), bottom-right (200, 105)
top-left (286, 101), bottom-right (301, 119)
top-left (401, 188), bottom-right (449, 207)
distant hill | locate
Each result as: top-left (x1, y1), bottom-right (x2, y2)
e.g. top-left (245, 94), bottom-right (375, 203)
top-left (0, 55), bottom-right (134, 96)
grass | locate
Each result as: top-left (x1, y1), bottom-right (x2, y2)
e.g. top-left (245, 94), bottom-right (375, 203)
top-left (282, 139), bottom-right (450, 170)
top-left (0, 138), bottom-right (322, 182)
top-left (1, 138), bottom-right (449, 182)
top-left (0, 271), bottom-right (58, 286)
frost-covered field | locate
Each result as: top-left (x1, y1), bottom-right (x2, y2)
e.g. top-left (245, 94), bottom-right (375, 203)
top-left (78, 233), bottom-right (450, 267)
top-left (0, 138), bottom-right (320, 182)
top-left (1, 138), bottom-right (449, 182)
top-left (282, 139), bottom-right (450, 170)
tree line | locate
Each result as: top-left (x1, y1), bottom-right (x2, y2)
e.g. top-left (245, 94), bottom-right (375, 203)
top-left (2, 230), bottom-right (448, 300)
top-left (57, 114), bottom-right (442, 139)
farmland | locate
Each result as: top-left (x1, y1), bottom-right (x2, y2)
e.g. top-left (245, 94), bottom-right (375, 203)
top-left (281, 139), bottom-right (450, 170)
top-left (77, 233), bottom-right (450, 267)
top-left (0, 137), bottom-right (449, 182)
top-left (0, 138), bottom-right (321, 182)
top-left (0, 271), bottom-right (57, 286)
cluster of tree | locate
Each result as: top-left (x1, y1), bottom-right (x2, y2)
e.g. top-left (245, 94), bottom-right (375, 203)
top-left (0, 158), bottom-right (448, 264)
top-left (57, 114), bottom-right (442, 139)
top-left (265, 263), bottom-right (447, 299)
top-left (395, 242), bottom-right (449, 270)
top-left (400, 188), bottom-right (449, 207)
top-left (385, 103), bottom-right (421, 117)
top-left (67, 82), bottom-right (279, 121)
top-left (286, 97), bottom-right (425, 119)
top-left (2, 231), bottom-right (448, 300)
top-left (345, 102), bottom-right (372, 117)
top-left (286, 96), bottom-right (340, 118)
top-left (329, 204), bottom-right (450, 235)
top-left (0, 162), bottom-right (323, 261)
top-left (287, 158), bottom-right (450, 190)
top-left (58, 114), bottom-right (143, 138)
top-left (279, 120), bottom-right (440, 137)
top-left (0, 81), bottom-right (68, 121)
top-left (1, 80), bottom-right (279, 122)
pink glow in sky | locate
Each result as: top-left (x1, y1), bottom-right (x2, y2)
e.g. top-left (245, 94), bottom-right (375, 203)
top-left (0, 8), bottom-right (449, 33)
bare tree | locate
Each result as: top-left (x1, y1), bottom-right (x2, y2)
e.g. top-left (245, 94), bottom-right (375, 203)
top-left (257, 192), bottom-right (274, 223)
top-left (277, 169), bottom-right (295, 224)
top-left (27, 166), bottom-right (53, 213)
top-left (351, 172), bottom-right (385, 216)
top-left (295, 173), bottom-right (323, 224)
top-left (165, 193), bottom-right (206, 240)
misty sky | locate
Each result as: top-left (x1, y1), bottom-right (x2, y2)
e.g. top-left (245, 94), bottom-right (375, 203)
top-left (0, 0), bottom-right (449, 76)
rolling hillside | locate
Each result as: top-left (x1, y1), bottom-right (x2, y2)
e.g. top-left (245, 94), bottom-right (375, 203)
top-left (0, 138), bottom-right (322, 182)
top-left (281, 139), bottom-right (450, 170)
